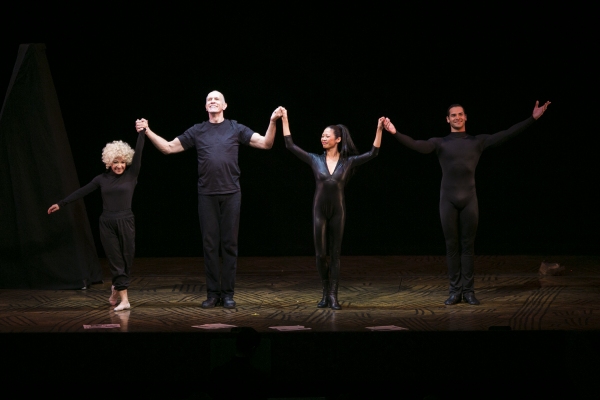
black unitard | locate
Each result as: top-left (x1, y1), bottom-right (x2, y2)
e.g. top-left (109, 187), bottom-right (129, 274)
top-left (58, 132), bottom-right (145, 290)
top-left (285, 135), bottom-right (379, 281)
top-left (393, 117), bottom-right (535, 294)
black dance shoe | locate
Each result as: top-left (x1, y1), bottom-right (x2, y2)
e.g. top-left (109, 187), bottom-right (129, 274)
top-left (317, 280), bottom-right (329, 308)
top-left (317, 296), bottom-right (329, 308)
top-left (223, 297), bottom-right (236, 309)
top-left (328, 280), bottom-right (342, 310)
top-left (201, 297), bottom-right (220, 308)
top-left (444, 294), bottom-right (462, 305)
top-left (462, 292), bottom-right (481, 305)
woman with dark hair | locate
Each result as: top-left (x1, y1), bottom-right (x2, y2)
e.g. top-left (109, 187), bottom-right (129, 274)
top-left (48, 129), bottom-right (145, 311)
top-left (282, 108), bottom-right (383, 309)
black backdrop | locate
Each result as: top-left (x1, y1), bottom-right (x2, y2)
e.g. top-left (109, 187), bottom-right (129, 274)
top-left (1, 5), bottom-right (597, 259)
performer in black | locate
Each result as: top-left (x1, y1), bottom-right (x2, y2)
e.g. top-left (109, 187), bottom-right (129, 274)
top-left (48, 130), bottom-right (145, 311)
top-left (135, 91), bottom-right (283, 309)
top-left (282, 107), bottom-right (383, 310)
top-left (383, 101), bottom-right (551, 305)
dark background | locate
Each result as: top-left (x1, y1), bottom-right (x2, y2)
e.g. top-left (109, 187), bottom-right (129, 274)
top-left (1, 5), bottom-right (597, 258)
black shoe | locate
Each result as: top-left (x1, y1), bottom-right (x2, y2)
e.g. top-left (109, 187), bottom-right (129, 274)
top-left (317, 280), bottom-right (329, 308)
top-left (328, 280), bottom-right (342, 310)
top-left (201, 297), bottom-right (220, 309)
top-left (444, 294), bottom-right (462, 305)
top-left (463, 292), bottom-right (480, 305)
top-left (223, 297), bottom-right (236, 309)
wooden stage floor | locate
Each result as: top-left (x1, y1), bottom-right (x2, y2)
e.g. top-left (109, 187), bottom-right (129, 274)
top-left (1, 255), bottom-right (599, 333)
top-left (2, 255), bottom-right (599, 399)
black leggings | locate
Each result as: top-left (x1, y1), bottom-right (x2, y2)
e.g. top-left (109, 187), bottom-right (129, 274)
top-left (314, 200), bottom-right (345, 282)
top-left (439, 193), bottom-right (478, 295)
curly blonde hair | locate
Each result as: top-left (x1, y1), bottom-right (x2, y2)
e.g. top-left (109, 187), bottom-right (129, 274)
top-left (102, 140), bottom-right (135, 168)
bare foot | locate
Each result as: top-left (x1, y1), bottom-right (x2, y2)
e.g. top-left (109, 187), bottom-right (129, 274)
top-left (109, 286), bottom-right (119, 306)
top-left (114, 302), bottom-right (131, 311)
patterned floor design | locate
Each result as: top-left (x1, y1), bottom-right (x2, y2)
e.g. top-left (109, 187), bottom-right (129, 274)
top-left (1, 255), bottom-right (598, 333)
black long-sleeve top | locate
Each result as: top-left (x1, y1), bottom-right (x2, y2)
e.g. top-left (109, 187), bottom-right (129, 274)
top-left (284, 135), bottom-right (379, 216)
top-left (58, 132), bottom-right (145, 212)
top-left (393, 117), bottom-right (535, 197)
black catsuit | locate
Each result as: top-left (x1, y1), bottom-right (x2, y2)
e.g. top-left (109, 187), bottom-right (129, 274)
top-left (393, 117), bottom-right (535, 295)
top-left (285, 135), bottom-right (379, 281)
top-left (57, 132), bottom-right (145, 291)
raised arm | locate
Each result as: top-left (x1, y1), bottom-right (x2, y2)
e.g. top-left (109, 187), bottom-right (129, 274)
top-left (373, 116), bottom-right (383, 148)
top-left (281, 108), bottom-right (312, 164)
top-left (480, 101), bottom-right (550, 149)
top-left (383, 118), bottom-right (435, 154)
top-left (135, 118), bottom-right (184, 154)
top-left (128, 129), bottom-right (146, 177)
top-left (282, 107), bottom-right (291, 137)
top-left (347, 117), bottom-right (384, 167)
top-left (479, 117), bottom-right (535, 149)
top-left (249, 107), bottom-right (283, 149)
top-left (532, 100), bottom-right (551, 120)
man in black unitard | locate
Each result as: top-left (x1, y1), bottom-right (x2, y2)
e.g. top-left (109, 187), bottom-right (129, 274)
top-left (383, 101), bottom-right (550, 305)
top-left (135, 91), bottom-right (282, 309)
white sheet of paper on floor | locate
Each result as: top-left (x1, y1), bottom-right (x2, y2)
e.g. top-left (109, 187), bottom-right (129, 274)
top-left (83, 324), bottom-right (120, 329)
top-left (269, 325), bottom-right (312, 331)
top-left (365, 325), bottom-right (408, 331)
top-left (192, 323), bottom-right (237, 329)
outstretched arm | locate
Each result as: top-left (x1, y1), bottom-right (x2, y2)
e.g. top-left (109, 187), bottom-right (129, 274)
top-left (481, 101), bottom-right (550, 149)
top-left (135, 118), bottom-right (184, 154)
top-left (249, 107), bottom-right (283, 149)
top-left (48, 179), bottom-right (100, 214)
top-left (532, 100), bottom-right (551, 120)
top-left (349, 117), bottom-right (385, 167)
top-left (281, 108), bottom-right (312, 164)
top-left (383, 118), bottom-right (435, 154)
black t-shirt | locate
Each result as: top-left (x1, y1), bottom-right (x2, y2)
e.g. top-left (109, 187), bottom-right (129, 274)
top-left (177, 119), bottom-right (254, 195)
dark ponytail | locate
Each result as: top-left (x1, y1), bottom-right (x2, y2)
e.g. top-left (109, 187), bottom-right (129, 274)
top-left (327, 124), bottom-right (359, 160)
top-left (327, 124), bottom-right (360, 180)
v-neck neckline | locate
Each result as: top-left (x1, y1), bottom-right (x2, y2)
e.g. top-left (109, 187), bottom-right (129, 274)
top-left (325, 155), bottom-right (340, 176)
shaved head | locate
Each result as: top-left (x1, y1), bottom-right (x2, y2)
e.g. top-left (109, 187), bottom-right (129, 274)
top-left (205, 90), bottom-right (228, 115)
top-left (206, 90), bottom-right (226, 103)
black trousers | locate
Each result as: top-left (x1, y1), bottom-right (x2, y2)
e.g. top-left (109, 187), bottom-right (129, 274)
top-left (198, 192), bottom-right (241, 299)
top-left (99, 209), bottom-right (135, 291)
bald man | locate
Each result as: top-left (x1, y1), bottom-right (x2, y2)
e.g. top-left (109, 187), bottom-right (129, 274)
top-left (136, 91), bottom-right (283, 309)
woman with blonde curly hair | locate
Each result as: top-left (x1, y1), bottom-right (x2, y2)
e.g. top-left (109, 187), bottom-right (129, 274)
top-left (48, 130), bottom-right (145, 311)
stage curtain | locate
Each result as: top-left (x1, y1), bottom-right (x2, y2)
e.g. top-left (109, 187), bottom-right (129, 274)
top-left (0, 43), bottom-right (103, 289)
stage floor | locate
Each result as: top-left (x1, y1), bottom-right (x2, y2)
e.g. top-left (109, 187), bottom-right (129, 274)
top-left (1, 255), bottom-right (599, 333)
top-left (2, 256), bottom-right (599, 399)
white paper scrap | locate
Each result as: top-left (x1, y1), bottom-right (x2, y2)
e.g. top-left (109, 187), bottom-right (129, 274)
top-left (83, 324), bottom-right (120, 329)
top-left (269, 325), bottom-right (312, 331)
top-left (365, 325), bottom-right (408, 331)
top-left (192, 323), bottom-right (237, 329)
